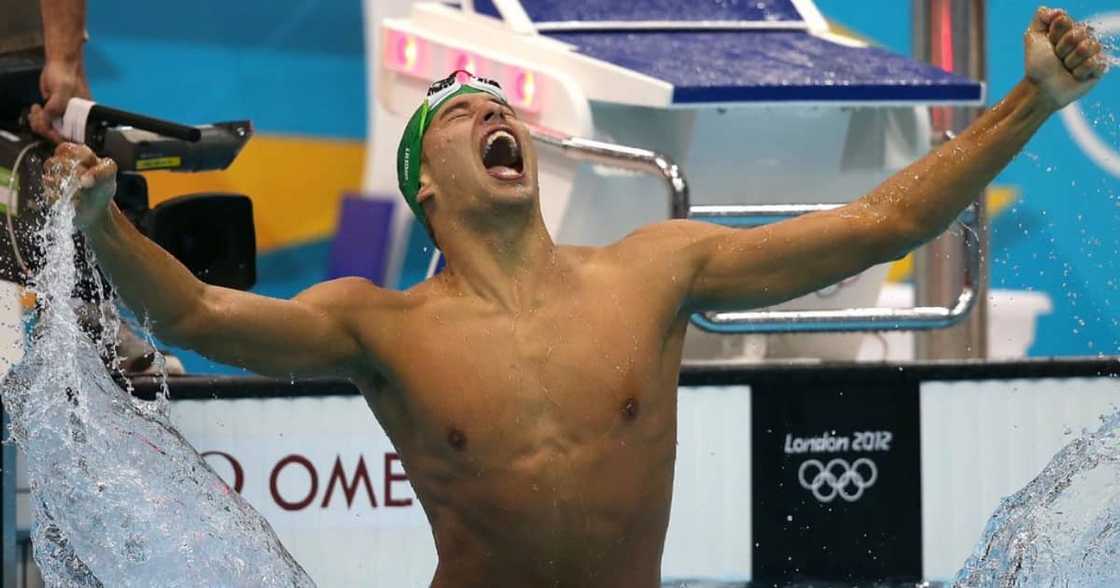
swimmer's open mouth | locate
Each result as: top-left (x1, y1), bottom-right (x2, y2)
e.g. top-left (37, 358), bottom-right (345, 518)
top-left (481, 128), bottom-right (524, 180)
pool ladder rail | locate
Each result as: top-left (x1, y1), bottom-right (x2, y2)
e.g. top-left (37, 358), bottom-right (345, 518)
top-left (528, 124), bottom-right (979, 335)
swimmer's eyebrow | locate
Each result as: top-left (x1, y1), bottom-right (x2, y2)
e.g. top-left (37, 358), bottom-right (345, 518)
top-left (437, 96), bottom-right (515, 122)
top-left (489, 97), bottom-right (516, 116)
top-left (439, 100), bottom-right (471, 121)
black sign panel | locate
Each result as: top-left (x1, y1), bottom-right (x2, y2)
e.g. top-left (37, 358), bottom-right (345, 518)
top-left (751, 380), bottom-right (921, 583)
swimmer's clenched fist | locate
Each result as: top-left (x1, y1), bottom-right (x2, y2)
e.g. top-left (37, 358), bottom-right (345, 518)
top-left (43, 143), bottom-right (117, 230)
top-left (1027, 7), bottom-right (1110, 110)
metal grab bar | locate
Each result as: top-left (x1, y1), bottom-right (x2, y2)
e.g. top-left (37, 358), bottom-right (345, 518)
top-left (688, 204), bottom-right (980, 334)
top-left (528, 125), bottom-right (690, 219)
top-left (528, 127), bottom-right (979, 334)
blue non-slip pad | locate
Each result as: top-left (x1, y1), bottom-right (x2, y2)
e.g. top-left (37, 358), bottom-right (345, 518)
top-left (546, 30), bottom-right (983, 104)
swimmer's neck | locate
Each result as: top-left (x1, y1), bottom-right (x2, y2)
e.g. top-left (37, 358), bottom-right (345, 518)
top-left (434, 207), bottom-right (562, 312)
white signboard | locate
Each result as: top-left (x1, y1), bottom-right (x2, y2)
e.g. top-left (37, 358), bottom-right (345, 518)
top-left (170, 396), bottom-right (437, 587)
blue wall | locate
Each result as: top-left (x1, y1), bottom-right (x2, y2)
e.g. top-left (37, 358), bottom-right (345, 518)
top-left (86, 0), bottom-right (367, 139)
top-left (84, 1), bottom-right (1120, 370)
top-left (817, 0), bottom-right (1120, 355)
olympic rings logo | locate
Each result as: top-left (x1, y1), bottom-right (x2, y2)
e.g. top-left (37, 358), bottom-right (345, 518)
top-left (797, 458), bottom-right (878, 503)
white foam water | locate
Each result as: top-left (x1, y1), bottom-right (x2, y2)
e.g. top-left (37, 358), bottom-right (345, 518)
top-left (1, 161), bottom-right (314, 586)
top-left (954, 408), bottom-right (1120, 587)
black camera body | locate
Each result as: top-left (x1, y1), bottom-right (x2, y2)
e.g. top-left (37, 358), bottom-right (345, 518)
top-left (0, 98), bottom-right (257, 290)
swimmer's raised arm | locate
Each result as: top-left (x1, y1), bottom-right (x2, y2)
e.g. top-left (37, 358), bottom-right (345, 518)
top-left (43, 144), bottom-right (385, 379)
top-left (629, 7), bottom-right (1108, 313)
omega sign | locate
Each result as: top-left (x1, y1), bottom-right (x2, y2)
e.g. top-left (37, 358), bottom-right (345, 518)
top-left (201, 450), bottom-right (414, 512)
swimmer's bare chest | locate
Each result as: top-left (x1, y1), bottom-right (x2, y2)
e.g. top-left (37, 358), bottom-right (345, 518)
top-left (358, 258), bottom-right (688, 586)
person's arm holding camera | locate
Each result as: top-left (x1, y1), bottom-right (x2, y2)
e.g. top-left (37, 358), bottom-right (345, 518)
top-left (29, 0), bottom-right (91, 143)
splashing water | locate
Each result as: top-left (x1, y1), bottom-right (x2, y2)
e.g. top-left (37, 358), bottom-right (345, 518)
top-left (1, 161), bottom-right (315, 586)
top-left (954, 408), bottom-right (1120, 587)
top-left (1099, 30), bottom-right (1119, 67)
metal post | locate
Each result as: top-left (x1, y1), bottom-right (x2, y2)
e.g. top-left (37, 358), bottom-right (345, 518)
top-left (528, 124), bottom-right (690, 219)
top-left (913, 0), bottom-right (989, 359)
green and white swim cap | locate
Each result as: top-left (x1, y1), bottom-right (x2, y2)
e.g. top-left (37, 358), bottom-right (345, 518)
top-left (396, 70), bottom-right (509, 231)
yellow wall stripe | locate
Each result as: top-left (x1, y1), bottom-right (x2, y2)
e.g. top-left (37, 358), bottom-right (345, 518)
top-left (142, 135), bottom-right (366, 252)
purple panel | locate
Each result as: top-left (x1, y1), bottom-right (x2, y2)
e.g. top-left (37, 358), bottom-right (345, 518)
top-left (328, 195), bottom-right (396, 286)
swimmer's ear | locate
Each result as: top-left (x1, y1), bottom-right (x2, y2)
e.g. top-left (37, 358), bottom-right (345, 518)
top-left (417, 167), bottom-right (436, 206)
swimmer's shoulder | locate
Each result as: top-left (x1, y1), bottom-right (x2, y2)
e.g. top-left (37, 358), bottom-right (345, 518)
top-left (593, 219), bottom-right (715, 267)
top-left (297, 276), bottom-right (419, 318)
top-left (617, 219), bottom-right (716, 246)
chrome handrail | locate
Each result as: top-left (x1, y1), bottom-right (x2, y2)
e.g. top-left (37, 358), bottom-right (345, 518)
top-left (529, 127), bottom-right (979, 334)
top-left (688, 204), bottom-right (980, 333)
top-left (528, 125), bottom-right (690, 219)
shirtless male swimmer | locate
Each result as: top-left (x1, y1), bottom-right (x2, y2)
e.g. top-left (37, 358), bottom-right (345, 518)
top-left (44, 8), bottom-right (1108, 587)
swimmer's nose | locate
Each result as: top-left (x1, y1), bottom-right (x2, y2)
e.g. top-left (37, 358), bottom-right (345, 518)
top-left (481, 102), bottom-right (503, 124)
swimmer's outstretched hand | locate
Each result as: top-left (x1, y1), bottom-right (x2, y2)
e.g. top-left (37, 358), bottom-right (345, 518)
top-left (42, 143), bottom-right (118, 230)
top-left (1026, 7), bottom-right (1110, 111)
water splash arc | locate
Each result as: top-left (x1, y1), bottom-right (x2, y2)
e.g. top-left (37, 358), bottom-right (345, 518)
top-left (1, 160), bottom-right (315, 586)
top-left (954, 408), bottom-right (1120, 587)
